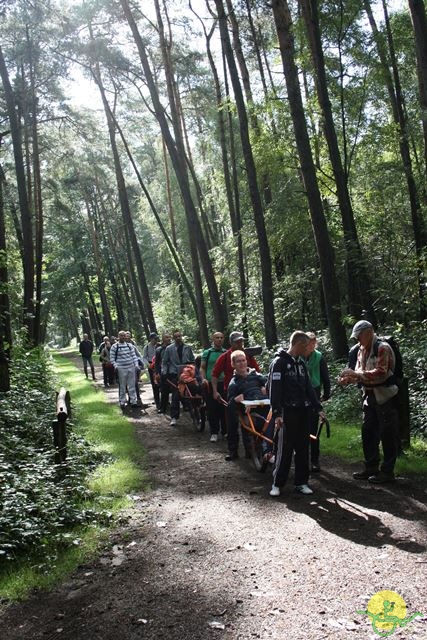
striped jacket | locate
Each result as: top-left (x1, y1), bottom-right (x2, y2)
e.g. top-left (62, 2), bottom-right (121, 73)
top-left (110, 341), bottom-right (139, 369)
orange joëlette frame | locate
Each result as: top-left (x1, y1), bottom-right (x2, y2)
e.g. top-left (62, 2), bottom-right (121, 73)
top-left (238, 402), bottom-right (273, 445)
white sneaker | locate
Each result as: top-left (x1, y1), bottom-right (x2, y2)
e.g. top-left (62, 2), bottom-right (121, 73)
top-left (170, 418), bottom-right (177, 426)
top-left (210, 434), bottom-right (218, 442)
top-left (269, 485), bottom-right (280, 497)
top-left (295, 484), bottom-right (313, 495)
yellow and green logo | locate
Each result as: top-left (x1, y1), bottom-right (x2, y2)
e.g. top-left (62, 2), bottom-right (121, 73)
top-left (357, 590), bottom-right (423, 637)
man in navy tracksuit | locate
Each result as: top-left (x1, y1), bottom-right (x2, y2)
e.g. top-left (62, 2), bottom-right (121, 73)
top-left (268, 331), bottom-right (325, 497)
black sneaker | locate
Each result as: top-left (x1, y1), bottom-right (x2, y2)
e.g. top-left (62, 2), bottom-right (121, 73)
top-left (225, 453), bottom-right (238, 461)
top-left (368, 471), bottom-right (395, 484)
top-left (311, 464), bottom-right (321, 472)
top-left (353, 469), bottom-right (377, 480)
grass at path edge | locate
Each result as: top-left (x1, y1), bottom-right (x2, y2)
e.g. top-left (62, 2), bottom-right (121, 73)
top-left (0, 352), bottom-right (147, 602)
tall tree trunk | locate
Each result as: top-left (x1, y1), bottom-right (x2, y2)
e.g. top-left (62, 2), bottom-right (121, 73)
top-left (300, 0), bottom-right (377, 325)
top-left (271, 0), bottom-right (348, 358)
top-left (81, 265), bottom-right (103, 338)
top-left (120, 0), bottom-right (226, 338)
top-left (190, 4), bottom-right (249, 335)
top-left (160, 0), bottom-right (216, 251)
top-left (215, 0), bottom-right (277, 347)
top-left (225, 0), bottom-right (272, 205)
top-left (364, 0), bottom-right (427, 320)
top-left (0, 162), bottom-right (11, 391)
top-left (91, 64), bottom-right (157, 335)
top-left (244, 0), bottom-right (279, 140)
top-left (26, 26), bottom-right (43, 346)
top-left (0, 46), bottom-right (35, 340)
top-left (408, 0), bottom-right (427, 173)
top-left (85, 196), bottom-right (114, 337)
top-left (124, 225), bottom-right (150, 337)
top-left (153, 0), bottom-right (209, 344)
top-left (109, 105), bottom-right (199, 317)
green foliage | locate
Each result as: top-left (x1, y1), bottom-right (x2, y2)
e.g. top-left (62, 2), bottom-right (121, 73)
top-left (0, 345), bottom-right (109, 563)
top-left (389, 321), bottom-right (427, 436)
top-left (319, 322), bottom-right (427, 437)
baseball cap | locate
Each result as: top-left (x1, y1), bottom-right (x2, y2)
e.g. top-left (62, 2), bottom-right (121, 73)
top-left (149, 332), bottom-right (158, 339)
top-left (229, 331), bottom-right (244, 343)
top-left (350, 320), bottom-right (373, 339)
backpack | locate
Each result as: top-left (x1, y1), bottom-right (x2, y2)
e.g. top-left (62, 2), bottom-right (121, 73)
top-left (178, 364), bottom-right (200, 397)
top-left (179, 364), bottom-right (196, 384)
top-left (350, 336), bottom-right (403, 384)
top-left (374, 336), bottom-right (403, 380)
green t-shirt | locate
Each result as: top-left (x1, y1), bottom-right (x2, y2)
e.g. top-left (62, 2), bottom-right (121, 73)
top-left (201, 347), bottom-right (226, 381)
top-left (305, 349), bottom-right (322, 389)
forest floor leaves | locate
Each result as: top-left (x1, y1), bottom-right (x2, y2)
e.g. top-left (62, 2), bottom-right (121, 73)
top-left (1, 356), bottom-right (427, 639)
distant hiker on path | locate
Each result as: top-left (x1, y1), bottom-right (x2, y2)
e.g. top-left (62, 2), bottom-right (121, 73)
top-left (79, 334), bottom-right (96, 380)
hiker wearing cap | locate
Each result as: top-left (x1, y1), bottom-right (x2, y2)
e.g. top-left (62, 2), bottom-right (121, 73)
top-left (143, 332), bottom-right (160, 409)
top-left (339, 320), bottom-right (399, 484)
top-left (211, 331), bottom-right (260, 460)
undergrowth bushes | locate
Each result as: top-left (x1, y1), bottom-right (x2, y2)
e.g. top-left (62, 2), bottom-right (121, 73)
top-left (257, 322), bottom-right (427, 436)
top-left (0, 345), bottom-right (109, 563)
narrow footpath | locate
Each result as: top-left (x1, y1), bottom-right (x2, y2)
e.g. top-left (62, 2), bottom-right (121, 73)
top-left (1, 360), bottom-right (427, 640)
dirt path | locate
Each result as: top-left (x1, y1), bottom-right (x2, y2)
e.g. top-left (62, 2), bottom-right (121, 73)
top-left (1, 359), bottom-right (427, 640)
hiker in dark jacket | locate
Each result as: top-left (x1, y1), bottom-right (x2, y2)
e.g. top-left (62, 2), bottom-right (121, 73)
top-left (268, 331), bottom-right (325, 498)
top-left (79, 334), bottom-right (96, 380)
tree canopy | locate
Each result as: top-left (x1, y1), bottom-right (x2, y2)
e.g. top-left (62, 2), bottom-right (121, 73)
top-left (0, 0), bottom-right (426, 371)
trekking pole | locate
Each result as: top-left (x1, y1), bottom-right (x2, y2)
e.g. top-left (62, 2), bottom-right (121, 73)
top-left (310, 417), bottom-right (330, 440)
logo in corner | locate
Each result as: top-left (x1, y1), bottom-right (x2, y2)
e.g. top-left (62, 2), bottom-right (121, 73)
top-left (357, 590), bottom-right (423, 637)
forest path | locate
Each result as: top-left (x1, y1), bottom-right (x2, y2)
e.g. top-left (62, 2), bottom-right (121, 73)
top-left (1, 356), bottom-right (427, 640)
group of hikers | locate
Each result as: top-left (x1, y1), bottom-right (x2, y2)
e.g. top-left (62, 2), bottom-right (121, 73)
top-left (79, 319), bottom-right (401, 496)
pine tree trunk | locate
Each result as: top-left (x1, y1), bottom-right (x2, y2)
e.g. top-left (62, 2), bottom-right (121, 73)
top-left (120, 0), bottom-right (226, 336)
top-left (215, 0), bottom-right (277, 347)
top-left (26, 26), bottom-right (43, 345)
top-left (0, 163), bottom-right (11, 391)
top-left (271, 0), bottom-right (348, 358)
top-left (0, 46), bottom-right (35, 340)
top-left (111, 109), bottom-right (199, 317)
top-left (364, 0), bottom-right (427, 320)
top-left (85, 196), bottom-right (114, 337)
top-left (300, 0), bottom-right (377, 325)
top-left (408, 0), bottom-right (427, 172)
top-left (199, 17), bottom-right (248, 335)
top-left (124, 226), bottom-right (150, 337)
top-left (91, 64), bottom-right (157, 334)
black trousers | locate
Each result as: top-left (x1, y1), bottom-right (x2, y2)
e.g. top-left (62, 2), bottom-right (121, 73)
top-left (362, 393), bottom-right (398, 474)
top-left (148, 368), bottom-right (160, 407)
top-left (272, 407), bottom-right (310, 487)
top-left (206, 381), bottom-right (226, 435)
top-left (159, 374), bottom-right (171, 413)
top-left (309, 386), bottom-right (321, 465)
top-left (168, 374), bottom-right (180, 419)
